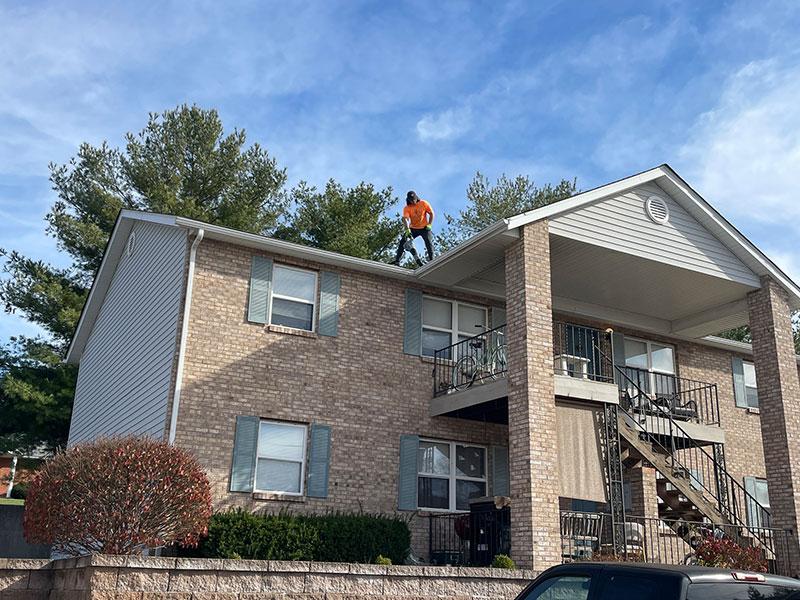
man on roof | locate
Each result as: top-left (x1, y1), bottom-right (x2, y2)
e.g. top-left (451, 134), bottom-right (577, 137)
top-left (392, 191), bottom-right (434, 266)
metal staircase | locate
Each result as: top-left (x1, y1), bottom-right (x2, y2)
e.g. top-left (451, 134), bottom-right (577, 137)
top-left (613, 364), bottom-right (777, 558)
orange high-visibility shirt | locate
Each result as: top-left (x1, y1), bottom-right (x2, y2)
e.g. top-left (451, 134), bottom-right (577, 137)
top-left (403, 200), bottom-right (433, 229)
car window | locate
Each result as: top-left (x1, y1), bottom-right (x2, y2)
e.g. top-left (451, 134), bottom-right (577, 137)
top-left (521, 575), bottom-right (591, 600)
top-left (687, 583), bottom-right (800, 599)
top-left (596, 573), bottom-right (681, 600)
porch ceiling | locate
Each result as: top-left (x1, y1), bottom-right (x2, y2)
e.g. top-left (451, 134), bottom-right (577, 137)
top-left (418, 232), bottom-right (759, 338)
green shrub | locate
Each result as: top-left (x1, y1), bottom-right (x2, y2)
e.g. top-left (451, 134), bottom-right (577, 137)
top-left (375, 555), bottom-right (392, 566)
top-left (9, 482), bottom-right (28, 499)
top-left (491, 554), bottom-right (516, 569)
top-left (196, 509), bottom-right (410, 565)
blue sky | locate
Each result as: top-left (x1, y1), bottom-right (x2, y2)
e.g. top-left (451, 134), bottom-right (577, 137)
top-left (2, 0), bottom-right (800, 342)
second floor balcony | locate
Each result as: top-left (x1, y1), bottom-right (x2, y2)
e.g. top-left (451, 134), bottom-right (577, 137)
top-left (430, 321), bottom-right (721, 430)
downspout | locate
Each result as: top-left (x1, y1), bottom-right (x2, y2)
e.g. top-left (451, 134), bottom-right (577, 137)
top-left (168, 228), bottom-right (204, 444)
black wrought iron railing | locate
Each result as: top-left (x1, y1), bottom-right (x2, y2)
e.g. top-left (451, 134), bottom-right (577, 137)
top-left (429, 508), bottom-right (511, 567)
top-left (432, 321), bottom-right (615, 396)
top-left (618, 366), bottom-right (720, 426)
top-left (560, 511), bottom-right (794, 576)
top-left (432, 325), bottom-right (507, 397)
top-left (608, 354), bottom-right (779, 563)
top-left (552, 322), bottom-right (614, 383)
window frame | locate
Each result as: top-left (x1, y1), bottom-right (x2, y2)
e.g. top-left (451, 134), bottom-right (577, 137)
top-left (268, 263), bottom-right (319, 332)
top-left (623, 336), bottom-right (677, 394)
top-left (253, 419), bottom-right (308, 496)
top-left (417, 438), bottom-right (488, 513)
top-left (743, 360), bottom-right (759, 409)
top-left (745, 476), bottom-right (770, 528)
top-left (421, 296), bottom-right (488, 357)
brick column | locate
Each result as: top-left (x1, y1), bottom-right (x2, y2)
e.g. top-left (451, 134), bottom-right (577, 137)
top-left (504, 220), bottom-right (561, 570)
top-left (747, 276), bottom-right (800, 572)
top-left (627, 465), bottom-right (659, 519)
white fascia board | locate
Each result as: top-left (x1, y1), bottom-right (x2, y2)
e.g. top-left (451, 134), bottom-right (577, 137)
top-left (173, 216), bottom-right (416, 281)
top-left (413, 220), bottom-right (513, 278)
top-left (505, 167), bottom-right (666, 230)
top-left (659, 166), bottom-right (800, 308)
top-left (65, 212), bottom-right (180, 364)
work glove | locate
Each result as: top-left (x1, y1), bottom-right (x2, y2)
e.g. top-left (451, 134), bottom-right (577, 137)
top-left (405, 228), bottom-right (412, 236)
top-left (425, 224), bottom-right (432, 230)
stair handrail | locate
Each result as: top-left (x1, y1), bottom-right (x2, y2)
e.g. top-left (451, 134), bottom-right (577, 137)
top-left (593, 341), bottom-right (776, 555)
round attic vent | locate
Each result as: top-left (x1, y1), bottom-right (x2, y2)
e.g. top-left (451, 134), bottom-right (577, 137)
top-left (646, 195), bottom-right (670, 224)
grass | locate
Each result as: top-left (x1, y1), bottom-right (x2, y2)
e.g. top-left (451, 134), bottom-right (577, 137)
top-left (0, 498), bottom-right (24, 506)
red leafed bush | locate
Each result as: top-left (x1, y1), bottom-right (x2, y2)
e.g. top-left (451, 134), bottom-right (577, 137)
top-left (694, 534), bottom-right (768, 572)
top-left (23, 437), bottom-right (212, 556)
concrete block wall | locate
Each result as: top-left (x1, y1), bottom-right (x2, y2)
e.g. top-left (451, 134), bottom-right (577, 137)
top-left (0, 557), bottom-right (536, 600)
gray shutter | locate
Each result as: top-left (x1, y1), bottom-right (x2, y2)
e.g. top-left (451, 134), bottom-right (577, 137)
top-left (247, 256), bottom-right (273, 323)
top-left (318, 271), bottom-right (341, 337)
top-left (491, 446), bottom-right (510, 497)
top-left (398, 435), bottom-right (419, 510)
top-left (490, 307), bottom-right (506, 329)
top-left (732, 357), bottom-right (747, 408)
top-left (403, 289), bottom-right (423, 355)
top-left (230, 416), bottom-right (259, 492)
top-left (307, 424), bottom-right (332, 498)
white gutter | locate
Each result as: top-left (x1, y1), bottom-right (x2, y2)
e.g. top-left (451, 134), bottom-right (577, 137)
top-left (168, 228), bottom-right (204, 444)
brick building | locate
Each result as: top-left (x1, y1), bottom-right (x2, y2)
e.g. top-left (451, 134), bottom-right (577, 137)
top-left (66, 165), bottom-right (800, 575)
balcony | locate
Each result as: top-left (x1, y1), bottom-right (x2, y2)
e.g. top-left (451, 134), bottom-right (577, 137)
top-left (617, 366), bottom-right (720, 427)
top-left (429, 322), bottom-right (620, 421)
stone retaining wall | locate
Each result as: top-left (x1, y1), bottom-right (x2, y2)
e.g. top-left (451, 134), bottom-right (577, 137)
top-left (0, 556), bottom-right (536, 599)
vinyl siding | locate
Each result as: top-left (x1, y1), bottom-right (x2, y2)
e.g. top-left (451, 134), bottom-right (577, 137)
top-left (67, 221), bottom-right (187, 445)
top-left (549, 182), bottom-right (760, 287)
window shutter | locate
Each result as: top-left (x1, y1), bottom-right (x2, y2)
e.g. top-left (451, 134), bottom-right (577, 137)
top-left (318, 271), bottom-right (341, 337)
top-left (490, 307), bottom-right (506, 329)
top-left (491, 446), bottom-right (510, 497)
top-left (732, 357), bottom-right (747, 408)
top-left (398, 435), bottom-right (419, 510)
top-left (247, 256), bottom-right (273, 324)
top-left (230, 416), bottom-right (259, 492)
top-left (306, 424), bottom-right (332, 498)
top-left (403, 289), bottom-right (423, 355)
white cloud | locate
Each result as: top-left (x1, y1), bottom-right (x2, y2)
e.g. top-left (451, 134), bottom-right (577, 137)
top-left (679, 59), bottom-right (800, 223)
top-left (416, 107), bottom-right (473, 142)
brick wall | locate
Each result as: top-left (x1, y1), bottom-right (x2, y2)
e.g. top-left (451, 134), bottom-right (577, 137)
top-left (174, 239), bottom-right (508, 558)
top-left (504, 222), bottom-right (561, 570)
top-left (747, 276), bottom-right (800, 567)
top-left (0, 556), bottom-right (536, 600)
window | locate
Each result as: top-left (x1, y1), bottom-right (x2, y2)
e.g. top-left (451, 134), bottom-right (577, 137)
top-left (624, 337), bottom-right (676, 394)
top-left (421, 297), bottom-right (487, 357)
top-left (255, 421), bottom-right (307, 495)
top-left (417, 439), bottom-right (487, 511)
top-left (270, 265), bottom-right (317, 331)
top-left (743, 361), bottom-right (759, 408)
top-left (745, 477), bottom-right (770, 528)
top-left (596, 573), bottom-right (681, 600)
top-left (521, 576), bottom-right (591, 600)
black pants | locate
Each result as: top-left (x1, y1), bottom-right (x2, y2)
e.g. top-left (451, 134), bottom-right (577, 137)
top-left (395, 227), bottom-right (434, 263)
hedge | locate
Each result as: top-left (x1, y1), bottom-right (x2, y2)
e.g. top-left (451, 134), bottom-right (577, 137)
top-left (195, 509), bottom-right (411, 564)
